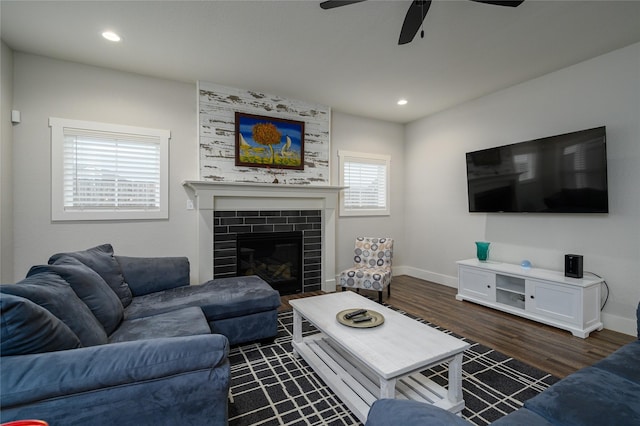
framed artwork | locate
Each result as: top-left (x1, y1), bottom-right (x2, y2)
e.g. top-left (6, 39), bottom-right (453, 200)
top-left (235, 112), bottom-right (305, 170)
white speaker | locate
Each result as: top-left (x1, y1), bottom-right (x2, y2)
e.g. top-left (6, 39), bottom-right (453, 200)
top-left (11, 110), bottom-right (21, 124)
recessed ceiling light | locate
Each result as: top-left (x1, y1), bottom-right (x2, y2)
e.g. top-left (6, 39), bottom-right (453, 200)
top-left (397, 99), bottom-right (408, 106)
top-left (102, 31), bottom-right (121, 42)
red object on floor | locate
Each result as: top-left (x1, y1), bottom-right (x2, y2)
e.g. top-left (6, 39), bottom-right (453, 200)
top-left (1, 421), bottom-right (48, 426)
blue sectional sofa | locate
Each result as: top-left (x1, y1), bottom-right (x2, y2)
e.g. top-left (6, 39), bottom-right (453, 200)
top-left (365, 303), bottom-right (640, 425)
top-left (0, 244), bottom-right (281, 425)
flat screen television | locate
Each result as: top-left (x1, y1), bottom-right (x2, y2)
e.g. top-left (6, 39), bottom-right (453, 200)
top-left (466, 126), bottom-right (608, 213)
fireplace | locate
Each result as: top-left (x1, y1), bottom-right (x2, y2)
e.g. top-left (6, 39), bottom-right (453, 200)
top-left (183, 181), bottom-right (344, 293)
top-left (212, 209), bottom-right (322, 293)
top-left (237, 231), bottom-right (302, 295)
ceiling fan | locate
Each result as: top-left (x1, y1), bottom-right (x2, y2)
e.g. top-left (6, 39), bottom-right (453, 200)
top-left (320, 0), bottom-right (525, 45)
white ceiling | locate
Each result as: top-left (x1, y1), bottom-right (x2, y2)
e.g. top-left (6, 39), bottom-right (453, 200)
top-left (2, 0), bottom-right (640, 123)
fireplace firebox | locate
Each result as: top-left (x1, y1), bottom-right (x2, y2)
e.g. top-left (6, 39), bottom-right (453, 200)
top-left (236, 231), bottom-right (303, 295)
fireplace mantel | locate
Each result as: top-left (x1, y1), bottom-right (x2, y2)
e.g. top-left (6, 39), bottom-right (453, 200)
top-left (183, 181), bottom-right (346, 292)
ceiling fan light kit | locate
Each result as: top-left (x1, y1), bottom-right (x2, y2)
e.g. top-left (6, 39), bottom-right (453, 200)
top-left (320, 0), bottom-right (524, 45)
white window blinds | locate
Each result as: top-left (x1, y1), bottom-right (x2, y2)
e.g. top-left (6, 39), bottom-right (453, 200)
top-left (50, 118), bottom-right (169, 221)
top-left (63, 129), bottom-right (161, 210)
top-left (339, 151), bottom-right (390, 216)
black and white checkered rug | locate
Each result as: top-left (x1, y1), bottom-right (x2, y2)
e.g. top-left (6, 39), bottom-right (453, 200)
top-left (228, 307), bottom-right (559, 426)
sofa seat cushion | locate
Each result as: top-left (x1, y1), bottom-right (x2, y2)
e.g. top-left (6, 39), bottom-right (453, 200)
top-left (1, 273), bottom-right (108, 347)
top-left (592, 340), bottom-right (640, 383)
top-left (109, 307), bottom-right (211, 343)
top-left (124, 276), bottom-right (280, 322)
top-left (524, 366), bottom-right (640, 425)
top-left (49, 244), bottom-right (133, 307)
top-left (28, 257), bottom-right (123, 335)
top-left (1, 293), bottom-right (81, 355)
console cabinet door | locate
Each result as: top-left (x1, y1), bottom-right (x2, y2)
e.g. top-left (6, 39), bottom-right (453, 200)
top-left (459, 267), bottom-right (496, 302)
top-left (526, 279), bottom-right (580, 325)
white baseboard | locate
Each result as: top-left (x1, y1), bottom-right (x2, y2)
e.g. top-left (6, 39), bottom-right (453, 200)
top-left (601, 312), bottom-right (637, 337)
top-left (393, 265), bottom-right (458, 289)
top-left (323, 278), bottom-right (336, 293)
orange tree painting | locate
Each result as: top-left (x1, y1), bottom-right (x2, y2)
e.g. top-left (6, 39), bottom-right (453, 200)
top-left (235, 112), bottom-right (305, 170)
top-left (252, 122), bottom-right (281, 164)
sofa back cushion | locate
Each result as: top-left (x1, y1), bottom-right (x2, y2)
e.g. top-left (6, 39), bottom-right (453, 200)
top-left (49, 244), bottom-right (133, 307)
top-left (1, 293), bottom-right (81, 356)
top-left (28, 257), bottom-right (124, 335)
top-left (116, 256), bottom-right (190, 296)
top-left (0, 272), bottom-right (108, 346)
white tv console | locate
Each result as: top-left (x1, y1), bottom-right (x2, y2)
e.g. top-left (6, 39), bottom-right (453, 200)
top-left (456, 259), bottom-right (604, 338)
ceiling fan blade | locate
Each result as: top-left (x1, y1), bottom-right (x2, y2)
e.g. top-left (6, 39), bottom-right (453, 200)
top-left (398, 0), bottom-right (432, 45)
top-left (468, 0), bottom-right (525, 7)
top-left (320, 0), bottom-right (368, 10)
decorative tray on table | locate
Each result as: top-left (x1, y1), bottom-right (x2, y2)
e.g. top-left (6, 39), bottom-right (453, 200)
top-left (336, 308), bottom-right (385, 328)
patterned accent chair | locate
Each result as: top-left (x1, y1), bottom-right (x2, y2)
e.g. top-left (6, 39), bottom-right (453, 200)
top-left (338, 237), bottom-right (394, 303)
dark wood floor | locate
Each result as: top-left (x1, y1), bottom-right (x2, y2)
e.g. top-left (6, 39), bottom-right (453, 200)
top-left (280, 275), bottom-right (635, 379)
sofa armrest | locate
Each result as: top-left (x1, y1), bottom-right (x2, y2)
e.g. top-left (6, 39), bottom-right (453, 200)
top-left (1, 334), bottom-right (228, 409)
top-left (115, 255), bottom-right (190, 296)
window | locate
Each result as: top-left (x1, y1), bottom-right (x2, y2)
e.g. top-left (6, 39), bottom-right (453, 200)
top-left (338, 150), bottom-right (390, 216)
top-left (50, 118), bottom-right (170, 221)
top-left (514, 153), bottom-right (536, 182)
top-left (563, 144), bottom-right (587, 188)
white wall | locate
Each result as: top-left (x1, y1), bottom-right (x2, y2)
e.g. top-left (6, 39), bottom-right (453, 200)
top-left (0, 41), bottom-right (14, 281)
top-left (11, 53), bottom-right (200, 281)
top-left (9, 53), bottom-right (404, 288)
top-left (331, 112), bottom-right (405, 273)
top-left (404, 42), bottom-right (640, 335)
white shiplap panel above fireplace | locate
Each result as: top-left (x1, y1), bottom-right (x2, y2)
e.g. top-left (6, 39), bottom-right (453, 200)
top-left (198, 81), bottom-right (331, 185)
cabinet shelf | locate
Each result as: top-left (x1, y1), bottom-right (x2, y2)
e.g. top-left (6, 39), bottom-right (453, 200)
top-left (496, 274), bottom-right (525, 294)
top-left (496, 289), bottom-right (525, 310)
top-left (495, 286), bottom-right (524, 295)
top-left (456, 259), bottom-right (604, 338)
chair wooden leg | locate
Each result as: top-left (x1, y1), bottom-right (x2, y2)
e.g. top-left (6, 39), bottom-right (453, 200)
top-left (378, 291), bottom-right (382, 304)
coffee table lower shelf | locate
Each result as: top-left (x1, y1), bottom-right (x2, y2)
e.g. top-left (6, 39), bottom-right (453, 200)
top-left (292, 333), bottom-right (464, 423)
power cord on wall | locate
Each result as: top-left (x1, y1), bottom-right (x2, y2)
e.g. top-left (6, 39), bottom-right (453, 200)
top-left (585, 270), bottom-right (609, 311)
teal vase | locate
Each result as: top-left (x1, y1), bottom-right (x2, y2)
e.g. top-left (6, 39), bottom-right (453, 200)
top-left (475, 242), bottom-right (490, 261)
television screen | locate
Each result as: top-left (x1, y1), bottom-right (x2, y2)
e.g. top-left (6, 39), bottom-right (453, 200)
top-left (466, 126), bottom-right (608, 213)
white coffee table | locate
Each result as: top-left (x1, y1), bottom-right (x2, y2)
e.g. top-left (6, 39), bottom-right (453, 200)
top-left (290, 292), bottom-right (470, 423)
